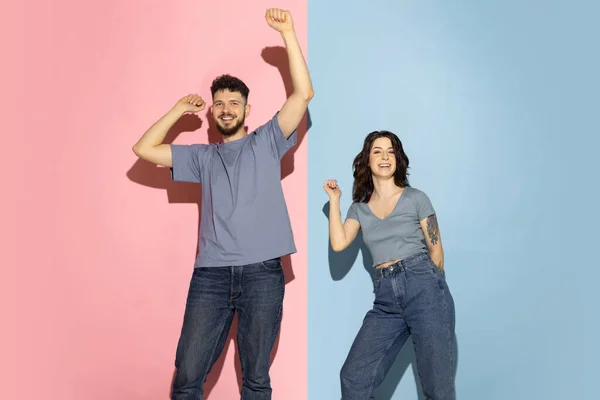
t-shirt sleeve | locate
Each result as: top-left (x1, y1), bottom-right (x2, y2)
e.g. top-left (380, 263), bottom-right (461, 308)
top-left (255, 112), bottom-right (297, 160)
top-left (346, 202), bottom-right (360, 222)
top-left (169, 144), bottom-right (208, 183)
top-left (414, 190), bottom-right (436, 221)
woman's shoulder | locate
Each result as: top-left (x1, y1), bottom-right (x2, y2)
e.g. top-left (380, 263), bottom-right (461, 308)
top-left (348, 200), bottom-right (373, 217)
top-left (404, 186), bottom-right (426, 196)
top-left (403, 186), bottom-right (432, 203)
top-left (349, 201), bottom-right (368, 210)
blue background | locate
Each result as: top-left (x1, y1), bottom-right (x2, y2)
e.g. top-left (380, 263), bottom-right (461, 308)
top-left (307, 1), bottom-right (599, 399)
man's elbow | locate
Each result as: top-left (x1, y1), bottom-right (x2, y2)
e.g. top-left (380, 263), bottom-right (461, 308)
top-left (132, 143), bottom-right (149, 158)
top-left (295, 89), bottom-right (314, 103)
top-left (305, 88), bottom-right (314, 101)
top-left (132, 144), bottom-right (142, 157)
top-left (132, 144), bottom-right (154, 160)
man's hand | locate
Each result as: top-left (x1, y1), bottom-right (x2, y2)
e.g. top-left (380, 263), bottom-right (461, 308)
top-left (175, 94), bottom-right (206, 114)
top-left (133, 94), bottom-right (205, 168)
top-left (265, 8), bottom-right (294, 33)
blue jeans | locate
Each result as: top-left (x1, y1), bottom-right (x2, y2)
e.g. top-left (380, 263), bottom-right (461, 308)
top-left (171, 258), bottom-right (285, 400)
top-left (340, 253), bottom-right (456, 400)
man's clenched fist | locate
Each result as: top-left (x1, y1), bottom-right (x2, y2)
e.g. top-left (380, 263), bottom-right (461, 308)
top-left (265, 8), bottom-right (294, 33)
top-left (176, 94), bottom-right (206, 113)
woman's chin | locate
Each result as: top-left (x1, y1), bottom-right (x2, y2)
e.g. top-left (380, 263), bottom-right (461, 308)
top-left (371, 170), bottom-right (395, 180)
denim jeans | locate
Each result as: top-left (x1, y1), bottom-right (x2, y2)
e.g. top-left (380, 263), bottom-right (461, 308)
top-left (340, 252), bottom-right (456, 400)
top-left (171, 258), bottom-right (285, 400)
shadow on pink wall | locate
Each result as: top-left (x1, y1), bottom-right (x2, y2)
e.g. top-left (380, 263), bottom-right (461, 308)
top-left (126, 46), bottom-right (311, 399)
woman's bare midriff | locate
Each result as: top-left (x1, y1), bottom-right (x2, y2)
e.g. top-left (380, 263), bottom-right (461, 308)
top-left (375, 258), bottom-right (402, 270)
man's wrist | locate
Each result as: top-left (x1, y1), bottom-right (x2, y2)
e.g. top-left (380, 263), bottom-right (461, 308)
top-left (170, 104), bottom-right (187, 116)
top-left (280, 29), bottom-right (296, 39)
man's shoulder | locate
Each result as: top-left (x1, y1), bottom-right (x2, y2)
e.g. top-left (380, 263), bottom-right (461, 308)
top-left (249, 113), bottom-right (280, 135)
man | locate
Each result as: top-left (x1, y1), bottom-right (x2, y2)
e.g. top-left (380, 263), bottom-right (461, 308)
top-left (132, 8), bottom-right (313, 400)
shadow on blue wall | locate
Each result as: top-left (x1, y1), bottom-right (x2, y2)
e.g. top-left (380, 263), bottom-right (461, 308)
top-left (322, 201), bottom-right (458, 399)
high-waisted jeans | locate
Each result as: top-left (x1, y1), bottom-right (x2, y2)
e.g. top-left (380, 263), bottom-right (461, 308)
top-left (340, 252), bottom-right (456, 400)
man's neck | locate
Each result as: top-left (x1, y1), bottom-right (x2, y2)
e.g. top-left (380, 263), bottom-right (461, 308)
top-left (222, 129), bottom-right (247, 143)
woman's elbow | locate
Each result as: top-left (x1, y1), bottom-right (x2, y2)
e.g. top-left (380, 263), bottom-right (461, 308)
top-left (331, 241), bottom-right (347, 252)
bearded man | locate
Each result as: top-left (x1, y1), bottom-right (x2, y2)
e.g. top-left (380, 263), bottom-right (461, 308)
top-left (132, 8), bottom-right (313, 400)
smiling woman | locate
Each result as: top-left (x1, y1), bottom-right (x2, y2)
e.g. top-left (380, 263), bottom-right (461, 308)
top-left (323, 130), bottom-right (454, 399)
top-left (309, 1), bottom-right (599, 399)
top-left (352, 131), bottom-right (410, 204)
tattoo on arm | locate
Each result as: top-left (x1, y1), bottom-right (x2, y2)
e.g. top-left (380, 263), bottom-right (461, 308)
top-left (426, 214), bottom-right (439, 245)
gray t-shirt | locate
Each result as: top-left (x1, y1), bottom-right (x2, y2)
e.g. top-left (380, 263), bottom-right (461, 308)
top-left (346, 187), bottom-right (435, 267)
top-left (170, 113), bottom-right (297, 268)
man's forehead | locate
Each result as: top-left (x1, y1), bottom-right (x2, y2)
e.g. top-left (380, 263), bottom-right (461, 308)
top-left (213, 90), bottom-right (243, 101)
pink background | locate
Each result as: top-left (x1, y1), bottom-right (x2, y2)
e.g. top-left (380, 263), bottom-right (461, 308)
top-left (6, 1), bottom-right (307, 399)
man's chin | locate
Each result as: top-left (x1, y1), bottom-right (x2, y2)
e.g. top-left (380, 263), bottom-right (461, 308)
top-left (216, 120), bottom-right (244, 137)
top-left (219, 129), bottom-right (237, 138)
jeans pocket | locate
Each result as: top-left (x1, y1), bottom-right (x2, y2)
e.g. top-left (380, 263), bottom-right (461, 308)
top-left (261, 258), bottom-right (283, 271)
top-left (405, 261), bottom-right (435, 275)
top-left (435, 265), bottom-right (445, 278)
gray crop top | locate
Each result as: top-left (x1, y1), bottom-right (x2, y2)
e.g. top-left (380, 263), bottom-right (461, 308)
top-left (346, 187), bottom-right (435, 267)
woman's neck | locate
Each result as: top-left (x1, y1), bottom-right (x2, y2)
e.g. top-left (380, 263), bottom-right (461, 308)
top-left (371, 176), bottom-right (403, 200)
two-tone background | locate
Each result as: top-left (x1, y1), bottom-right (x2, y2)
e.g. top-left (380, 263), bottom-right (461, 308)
top-left (6, 1), bottom-right (598, 399)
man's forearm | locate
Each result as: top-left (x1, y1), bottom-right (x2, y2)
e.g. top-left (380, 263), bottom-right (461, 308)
top-left (133, 105), bottom-right (184, 154)
top-left (281, 30), bottom-right (313, 100)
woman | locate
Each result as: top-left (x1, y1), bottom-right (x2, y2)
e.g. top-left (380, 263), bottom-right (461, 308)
top-left (324, 131), bottom-right (456, 400)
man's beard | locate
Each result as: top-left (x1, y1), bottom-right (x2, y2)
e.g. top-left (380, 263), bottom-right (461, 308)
top-left (216, 114), bottom-right (245, 137)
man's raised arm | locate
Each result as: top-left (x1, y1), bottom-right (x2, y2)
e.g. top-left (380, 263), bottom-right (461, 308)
top-left (265, 8), bottom-right (314, 138)
top-left (132, 94), bottom-right (206, 167)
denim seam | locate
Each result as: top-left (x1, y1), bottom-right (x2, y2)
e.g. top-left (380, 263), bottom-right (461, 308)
top-left (199, 310), bottom-right (232, 394)
top-left (433, 276), bottom-right (454, 398)
top-left (366, 326), bottom-right (404, 398)
top-left (442, 284), bottom-right (454, 378)
top-left (270, 302), bottom-right (284, 344)
top-left (269, 276), bottom-right (285, 343)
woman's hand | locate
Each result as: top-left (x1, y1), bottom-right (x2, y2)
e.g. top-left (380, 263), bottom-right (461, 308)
top-left (323, 179), bottom-right (342, 201)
